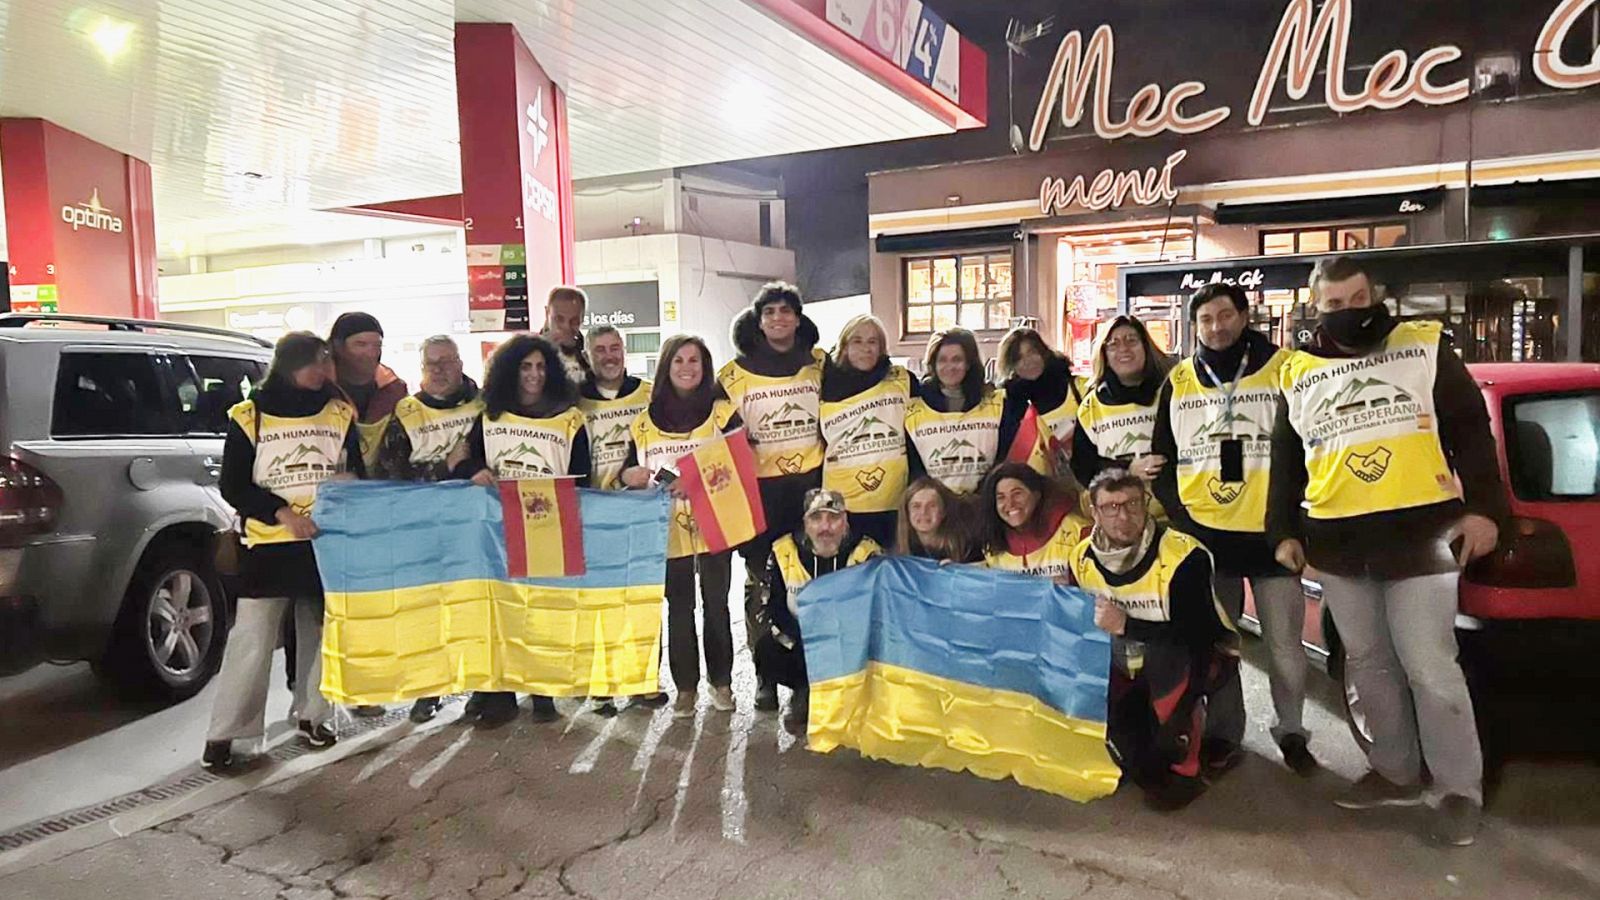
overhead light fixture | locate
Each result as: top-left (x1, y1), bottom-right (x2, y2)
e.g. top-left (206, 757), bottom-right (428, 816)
top-left (169, 238), bottom-right (187, 255)
top-left (88, 17), bottom-right (134, 62)
top-left (723, 80), bottom-right (769, 129)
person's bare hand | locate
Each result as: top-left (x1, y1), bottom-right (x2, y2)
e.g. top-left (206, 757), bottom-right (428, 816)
top-left (1274, 539), bottom-right (1307, 574)
top-left (620, 466), bottom-right (651, 489)
top-left (1452, 514), bottom-right (1499, 566)
top-left (1130, 454), bottom-right (1167, 482)
top-left (470, 469), bottom-right (495, 488)
top-left (276, 507), bottom-right (319, 540)
top-left (1093, 596), bottom-right (1127, 635)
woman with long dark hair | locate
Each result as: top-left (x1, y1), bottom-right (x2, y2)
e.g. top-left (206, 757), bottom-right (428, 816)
top-left (893, 476), bottom-right (981, 563)
top-left (203, 332), bottom-right (363, 769)
top-left (619, 334), bottom-right (744, 717)
top-left (980, 462), bottom-right (1090, 579)
top-left (905, 328), bottom-right (1004, 495)
top-left (996, 326), bottom-right (1087, 478)
top-left (1072, 316), bottom-right (1173, 521)
top-left (451, 334), bottom-right (591, 727)
top-left (819, 314), bottom-right (911, 548)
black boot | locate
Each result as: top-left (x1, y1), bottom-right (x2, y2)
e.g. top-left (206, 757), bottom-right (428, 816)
top-left (528, 695), bottom-right (561, 723)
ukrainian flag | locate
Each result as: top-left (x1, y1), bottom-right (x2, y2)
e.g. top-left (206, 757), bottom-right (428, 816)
top-left (312, 481), bottom-right (669, 704)
top-left (799, 557), bottom-right (1120, 802)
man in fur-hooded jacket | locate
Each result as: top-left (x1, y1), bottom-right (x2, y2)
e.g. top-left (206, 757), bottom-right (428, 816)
top-left (716, 281), bottom-right (829, 712)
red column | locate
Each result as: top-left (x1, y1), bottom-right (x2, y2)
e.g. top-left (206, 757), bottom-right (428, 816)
top-left (455, 23), bottom-right (575, 333)
top-left (0, 118), bottom-right (157, 318)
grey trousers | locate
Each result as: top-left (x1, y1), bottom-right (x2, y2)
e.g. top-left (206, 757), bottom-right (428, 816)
top-left (1319, 571), bottom-right (1481, 803)
top-left (1208, 574), bottom-right (1309, 744)
top-left (207, 596), bottom-right (331, 743)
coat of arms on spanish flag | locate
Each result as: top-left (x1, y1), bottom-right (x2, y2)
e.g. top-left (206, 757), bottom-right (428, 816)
top-left (1005, 404), bottom-right (1064, 477)
top-left (499, 478), bottom-right (585, 578)
top-left (676, 430), bottom-right (766, 553)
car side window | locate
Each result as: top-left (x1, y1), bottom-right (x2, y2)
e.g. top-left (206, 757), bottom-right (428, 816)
top-left (51, 352), bottom-right (175, 437)
top-left (177, 355), bottom-right (267, 435)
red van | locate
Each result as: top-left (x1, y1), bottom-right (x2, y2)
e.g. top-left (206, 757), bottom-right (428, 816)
top-left (1255, 363), bottom-right (1600, 765)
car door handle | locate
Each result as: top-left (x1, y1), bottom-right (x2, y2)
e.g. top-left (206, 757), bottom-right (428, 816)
top-left (203, 456), bottom-right (223, 480)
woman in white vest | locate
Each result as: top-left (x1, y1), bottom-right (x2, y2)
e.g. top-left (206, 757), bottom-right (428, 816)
top-left (203, 333), bottom-right (363, 770)
top-left (451, 334), bottom-right (592, 728)
top-left (905, 327), bottom-right (1005, 496)
top-left (1072, 316), bottom-right (1173, 521)
top-left (620, 334), bottom-right (744, 717)
top-left (820, 314), bottom-right (911, 548)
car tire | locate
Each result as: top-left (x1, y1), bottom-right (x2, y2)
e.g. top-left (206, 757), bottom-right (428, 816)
top-left (100, 543), bottom-right (230, 702)
top-left (1325, 615), bottom-right (1376, 758)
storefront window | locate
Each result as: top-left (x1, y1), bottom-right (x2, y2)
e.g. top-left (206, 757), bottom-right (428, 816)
top-left (1261, 222), bottom-right (1408, 256)
top-left (903, 250), bottom-right (1014, 335)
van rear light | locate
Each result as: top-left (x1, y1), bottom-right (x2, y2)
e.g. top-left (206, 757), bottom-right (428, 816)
top-left (1465, 516), bottom-right (1576, 589)
top-left (0, 457), bottom-right (63, 547)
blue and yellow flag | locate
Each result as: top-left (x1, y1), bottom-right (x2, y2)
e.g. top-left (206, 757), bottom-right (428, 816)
top-left (798, 558), bottom-right (1120, 802)
top-left (312, 481), bottom-right (669, 704)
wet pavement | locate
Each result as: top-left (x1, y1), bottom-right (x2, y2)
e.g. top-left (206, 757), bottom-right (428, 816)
top-left (3, 609), bottom-right (1599, 900)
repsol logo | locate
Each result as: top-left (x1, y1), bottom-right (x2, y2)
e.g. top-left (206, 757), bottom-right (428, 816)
top-left (61, 189), bottom-right (124, 233)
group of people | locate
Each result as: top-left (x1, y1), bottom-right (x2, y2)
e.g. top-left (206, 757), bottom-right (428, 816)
top-left (202, 257), bottom-right (1506, 848)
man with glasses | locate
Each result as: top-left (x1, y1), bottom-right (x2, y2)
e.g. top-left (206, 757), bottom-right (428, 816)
top-left (374, 335), bottom-right (484, 723)
top-left (1070, 469), bottom-right (1238, 810)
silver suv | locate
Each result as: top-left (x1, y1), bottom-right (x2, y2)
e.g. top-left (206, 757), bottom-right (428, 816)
top-left (0, 313), bottom-right (272, 700)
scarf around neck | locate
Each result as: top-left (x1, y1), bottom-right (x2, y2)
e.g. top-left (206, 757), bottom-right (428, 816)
top-left (1089, 519), bottom-right (1157, 576)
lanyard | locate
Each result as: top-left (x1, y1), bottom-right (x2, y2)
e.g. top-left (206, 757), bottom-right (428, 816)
top-left (1195, 350), bottom-right (1250, 423)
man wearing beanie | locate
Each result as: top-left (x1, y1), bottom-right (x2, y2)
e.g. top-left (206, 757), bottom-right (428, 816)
top-left (1150, 282), bottom-right (1313, 778)
top-left (330, 311), bottom-right (409, 473)
top-left (717, 281), bottom-right (827, 712)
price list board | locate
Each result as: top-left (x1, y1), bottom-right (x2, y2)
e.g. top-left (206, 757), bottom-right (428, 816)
top-left (467, 243), bottom-right (530, 332)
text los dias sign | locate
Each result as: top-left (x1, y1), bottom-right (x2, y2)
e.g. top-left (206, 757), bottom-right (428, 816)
top-left (1030, 0), bottom-right (1600, 215)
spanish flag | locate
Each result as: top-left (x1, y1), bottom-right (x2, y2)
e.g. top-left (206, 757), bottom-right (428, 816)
top-left (676, 430), bottom-right (766, 553)
top-left (499, 478), bottom-right (585, 579)
top-left (312, 481), bottom-right (670, 703)
top-left (1006, 404), bottom-right (1063, 478)
top-left (799, 557), bottom-right (1120, 803)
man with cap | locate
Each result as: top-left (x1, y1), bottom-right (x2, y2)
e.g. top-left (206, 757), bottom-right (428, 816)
top-left (1150, 282), bottom-right (1315, 777)
top-left (756, 488), bottom-right (882, 734)
top-left (543, 286), bottom-right (594, 387)
top-left (718, 281), bottom-right (828, 713)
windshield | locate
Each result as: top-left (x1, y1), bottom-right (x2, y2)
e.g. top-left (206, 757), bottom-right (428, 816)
top-left (1505, 391), bottom-right (1600, 501)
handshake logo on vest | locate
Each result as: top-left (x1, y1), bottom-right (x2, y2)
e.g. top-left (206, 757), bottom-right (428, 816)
top-left (1345, 446), bottom-right (1393, 484)
top-left (1206, 477), bottom-right (1242, 505)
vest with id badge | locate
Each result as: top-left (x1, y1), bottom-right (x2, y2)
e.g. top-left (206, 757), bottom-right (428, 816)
top-left (1167, 348), bottom-right (1288, 534)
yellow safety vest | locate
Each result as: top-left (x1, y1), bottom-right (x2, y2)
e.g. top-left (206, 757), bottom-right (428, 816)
top-left (579, 380), bottom-right (652, 491)
top-left (481, 407), bottom-right (587, 479)
top-left (984, 510), bottom-right (1090, 579)
top-left (393, 395), bottom-right (485, 467)
top-left (630, 399), bottom-right (738, 559)
top-left (905, 389), bottom-right (1005, 495)
top-left (820, 366), bottom-right (911, 514)
top-left (1069, 528), bottom-right (1218, 626)
top-left (229, 398), bottom-right (356, 547)
top-left (1166, 350), bottom-right (1287, 533)
top-left (717, 349), bottom-right (826, 478)
top-left (1077, 389), bottom-right (1166, 521)
top-left (1280, 320), bottom-right (1457, 520)
top-left (771, 534), bottom-right (883, 591)
top-left (354, 417), bottom-right (390, 473)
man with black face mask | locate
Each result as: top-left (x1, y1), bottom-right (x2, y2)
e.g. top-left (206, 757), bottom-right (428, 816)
top-left (1267, 256), bottom-right (1507, 848)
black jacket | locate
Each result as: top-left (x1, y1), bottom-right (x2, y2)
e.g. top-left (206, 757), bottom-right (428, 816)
top-left (1069, 373), bottom-right (1161, 489)
top-left (1150, 330), bottom-right (1286, 577)
top-left (220, 383), bottom-right (366, 598)
top-left (764, 529), bottom-right (873, 643)
top-left (1082, 526), bottom-right (1230, 655)
top-left (998, 355), bottom-right (1080, 463)
top-left (452, 403), bottom-right (592, 487)
top-left (1265, 322), bottom-right (1510, 579)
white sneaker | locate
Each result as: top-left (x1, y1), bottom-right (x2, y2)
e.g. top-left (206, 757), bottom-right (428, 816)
top-left (710, 685), bottom-right (735, 712)
top-left (673, 691), bottom-right (697, 718)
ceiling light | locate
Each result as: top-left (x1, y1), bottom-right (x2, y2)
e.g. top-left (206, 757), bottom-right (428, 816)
top-left (169, 238), bottom-right (187, 255)
top-left (88, 17), bottom-right (134, 61)
top-left (722, 81), bottom-right (769, 129)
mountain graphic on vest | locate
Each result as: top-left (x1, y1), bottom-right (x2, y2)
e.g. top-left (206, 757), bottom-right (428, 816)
top-left (1314, 377), bottom-right (1412, 418)
top-left (760, 401), bottom-right (815, 430)
top-left (493, 443), bottom-right (556, 476)
top-left (268, 443), bottom-right (333, 474)
top-left (597, 422), bottom-right (631, 450)
top-left (930, 438), bottom-right (986, 467)
top-left (1106, 430), bottom-right (1151, 459)
top-left (838, 414), bottom-right (899, 446)
top-left (1197, 410), bottom-right (1269, 442)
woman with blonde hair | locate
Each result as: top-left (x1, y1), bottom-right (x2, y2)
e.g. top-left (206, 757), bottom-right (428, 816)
top-left (819, 314), bottom-right (911, 547)
top-left (894, 476), bottom-right (981, 563)
top-left (904, 327), bottom-right (1005, 495)
top-left (1070, 317), bottom-right (1172, 521)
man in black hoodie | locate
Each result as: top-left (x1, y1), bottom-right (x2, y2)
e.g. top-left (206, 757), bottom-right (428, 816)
top-left (374, 335), bottom-right (484, 723)
top-left (1152, 283), bottom-right (1314, 777)
top-left (717, 282), bottom-right (828, 712)
top-left (1268, 256), bottom-right (1507, 847)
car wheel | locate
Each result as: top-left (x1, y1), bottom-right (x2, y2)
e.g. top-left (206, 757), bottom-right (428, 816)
top-left (102, 544), bottom-right (229, 702)
top-left (1324, 615), bottom-right (1376, 758)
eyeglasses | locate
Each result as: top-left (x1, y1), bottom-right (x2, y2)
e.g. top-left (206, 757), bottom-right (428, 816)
top-left (1093, 498), bottom-right (1144, 517)
top-left (423, 358), bottom-right (462, 370)
top-left (1104, 335), bottom-right (1142, 350)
